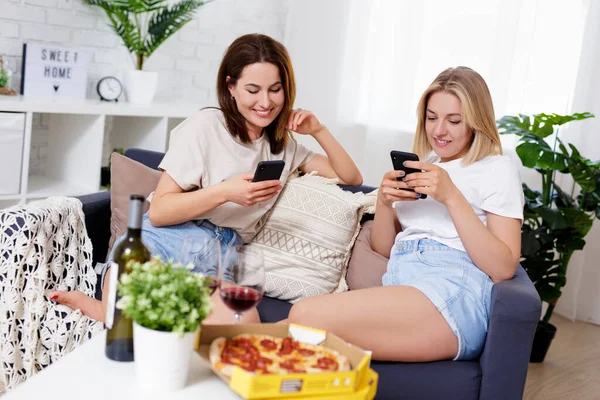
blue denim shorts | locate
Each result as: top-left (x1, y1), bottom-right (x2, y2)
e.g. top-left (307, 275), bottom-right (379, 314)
top-left (382, 239), bottom-right (493, 360)
top-left (103, 214), bottom-right (243, 287)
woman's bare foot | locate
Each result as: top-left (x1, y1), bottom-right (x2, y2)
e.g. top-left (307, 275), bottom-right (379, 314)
top-left (50, 291), bottom-right (105, 323)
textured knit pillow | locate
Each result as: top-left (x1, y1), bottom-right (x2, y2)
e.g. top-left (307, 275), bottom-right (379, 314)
top-left (241, 173), bottom-right (377, 303)
top-left (107, 153), bottom-right (161, 259)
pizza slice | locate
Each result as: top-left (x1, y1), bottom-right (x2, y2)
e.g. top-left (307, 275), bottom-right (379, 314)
top-left (209, 334), bottom-right (282, 377)
top-left (276, 337), bottom-right (351, 374)
top-left (209, 334), bottom-right (351, 378)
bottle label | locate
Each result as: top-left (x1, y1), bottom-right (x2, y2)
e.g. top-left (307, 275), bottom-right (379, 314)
top-left (105, 261), bottom-right (119, 329)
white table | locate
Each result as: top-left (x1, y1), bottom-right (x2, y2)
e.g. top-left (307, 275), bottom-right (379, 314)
top-left (4, 331), bottom-right (241, 400)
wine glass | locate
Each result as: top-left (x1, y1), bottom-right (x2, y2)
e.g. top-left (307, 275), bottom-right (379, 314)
top-left (219, 246), bottom-right (265, 323)
top-left (178, 235), bottom-right (221, 296)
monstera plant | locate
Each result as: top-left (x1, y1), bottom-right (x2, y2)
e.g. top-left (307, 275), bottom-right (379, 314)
top-left (498, 112), bottom-right (599, 362)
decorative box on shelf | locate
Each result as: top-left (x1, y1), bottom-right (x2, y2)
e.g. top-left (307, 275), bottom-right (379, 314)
top-left (0, 112), bottom-right (25, 196)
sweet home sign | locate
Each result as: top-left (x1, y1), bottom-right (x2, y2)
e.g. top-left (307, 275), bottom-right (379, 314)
top-left (21, 43), bottom-right (90, 99)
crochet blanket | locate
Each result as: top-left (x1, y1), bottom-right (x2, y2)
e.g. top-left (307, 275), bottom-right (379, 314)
top-left (0, 197), bottom-right (104, 392)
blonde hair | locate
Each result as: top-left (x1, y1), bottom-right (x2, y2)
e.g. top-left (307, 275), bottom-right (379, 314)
top-left (413, 66), bottom-right (501, 164)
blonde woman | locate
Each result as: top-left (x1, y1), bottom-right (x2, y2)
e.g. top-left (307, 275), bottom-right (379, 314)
top-left (288, 67), bottom-right (524, 362)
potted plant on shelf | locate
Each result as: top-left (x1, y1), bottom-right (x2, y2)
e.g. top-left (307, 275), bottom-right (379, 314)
top-left (0, 56), bottom-right (16, 96)
top-left (117, 257), bottom-right (214, 392)
top-left (82, 0), bottom-right (207, 104)
top-left (498, 112), bottom-right (599, 363)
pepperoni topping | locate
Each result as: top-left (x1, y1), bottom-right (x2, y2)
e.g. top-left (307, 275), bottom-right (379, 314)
top-left (278, 337), bottom-right (294, 355)
top-left (233, 337), bottom-right (255, 349)
top-left (260, 339), bottom-right (277, 351)
top-left (223, 347), bottom-right (238, 357)
top-left (313, 357), bottom-right (339, 371)
top-left (256, 357), bottom-right (273, 369)
top-left (241, 358), bottom-right (257, 372)
top-left (279, 360), bottom-right (296, 370)
top-left (280, 359), bottom-right (306, 373)
top-left (221, 338), bottom-right (277, 374)
top-left (297, 348), bottom-right (315, 356)
top-left (239, 350), bottom-right (254, 361)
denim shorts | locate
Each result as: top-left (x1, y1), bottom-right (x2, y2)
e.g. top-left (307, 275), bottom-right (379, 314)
top-left (102, 213), bottom-right (243, 288)
top-left (382, 239), bottom-right (493, 360)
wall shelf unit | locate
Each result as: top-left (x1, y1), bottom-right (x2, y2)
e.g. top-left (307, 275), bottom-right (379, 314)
top-left (0, 96), bottom-right (202, 206)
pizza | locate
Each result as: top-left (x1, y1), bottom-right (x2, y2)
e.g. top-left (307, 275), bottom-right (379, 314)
top-left (209, 334), bottom-right (351, 377)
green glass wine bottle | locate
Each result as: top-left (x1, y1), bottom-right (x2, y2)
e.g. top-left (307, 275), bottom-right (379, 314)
top-left (105, 194), bottom-right (151, 361)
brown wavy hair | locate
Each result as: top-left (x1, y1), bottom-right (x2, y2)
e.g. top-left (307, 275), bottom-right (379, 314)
top-left (413, 66), bottom-right (502, 164)
top-left (216, 33), bottom-right (295, 154)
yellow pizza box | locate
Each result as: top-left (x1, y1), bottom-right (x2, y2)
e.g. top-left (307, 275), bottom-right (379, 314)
top-left (195, 323), bottom-right (375, 399)
top-left (274, 368), bottom-right (378, 400)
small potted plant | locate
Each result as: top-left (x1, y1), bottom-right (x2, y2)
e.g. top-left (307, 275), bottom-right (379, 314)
top-left (0, 55), bottom-right (16, 96)
top-left (117, 257), bottom-right (213, 392)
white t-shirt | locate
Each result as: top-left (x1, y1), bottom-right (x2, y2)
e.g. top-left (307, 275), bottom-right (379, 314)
top-left (158, 108), bottom-right (316, 242)
top-left (392, 154), bottom-right (524, 253)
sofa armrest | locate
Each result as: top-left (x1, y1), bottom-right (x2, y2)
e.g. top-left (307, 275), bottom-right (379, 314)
top-left (78, 191), bottom-right (111, 265)
top-left (339, 184), bottom-right (377, 223)
top-left (338, 184), bottom-right (377, 194)
top-left (478, 266), bottom-right (541, 400)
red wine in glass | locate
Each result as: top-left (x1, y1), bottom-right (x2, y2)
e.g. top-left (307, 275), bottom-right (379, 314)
top-left (220, 286), bottom-right (263, 321)
top-left (219, 246), bottom-right (265, 323)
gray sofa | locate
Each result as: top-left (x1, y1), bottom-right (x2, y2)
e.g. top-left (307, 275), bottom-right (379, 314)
top-left (78, 148), bottom-right (541, 400)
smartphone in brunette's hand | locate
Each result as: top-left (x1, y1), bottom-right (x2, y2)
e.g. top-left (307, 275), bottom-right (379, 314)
top-left (251, 160), bottom-right (285, 182)
top-left (390, 150), bottom-right (427, 199)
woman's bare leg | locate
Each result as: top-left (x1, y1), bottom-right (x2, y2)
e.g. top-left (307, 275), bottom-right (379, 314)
top-left (288, 286), bottom-right (458, 362)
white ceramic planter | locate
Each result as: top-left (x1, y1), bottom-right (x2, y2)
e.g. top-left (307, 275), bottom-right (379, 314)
top-left (133, 322), bottom-right (199, 392)
top-left (124, 70), bottom-right (158, 104)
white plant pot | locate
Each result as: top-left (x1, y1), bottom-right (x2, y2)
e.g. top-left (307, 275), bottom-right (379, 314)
top-left (124, 70), bottom-right (158, 105)
top-left (133, 322), bottom-right (199, 392)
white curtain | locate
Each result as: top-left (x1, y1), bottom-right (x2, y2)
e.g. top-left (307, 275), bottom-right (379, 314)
top-left (334, 0), bottom-right (588, 185)
top-left (552, 0), bottom-right (600, 325)
top-left (286, 0), bottom-right (598, 323)
top-left (339, 0), bottom-right (587, 126)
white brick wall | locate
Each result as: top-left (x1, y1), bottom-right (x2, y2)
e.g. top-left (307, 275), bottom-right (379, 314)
top-left (0, 0), bottom-right (289, 168)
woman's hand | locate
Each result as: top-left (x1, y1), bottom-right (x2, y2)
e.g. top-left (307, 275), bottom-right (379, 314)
top-left (402, 161), bottom-right (460, 205)
top-left (219, 173), bottom-right (282, 207)
top-left (377, 170), bottom-right (419, 207)
top-left (287, 109), bottom-right (325, 136)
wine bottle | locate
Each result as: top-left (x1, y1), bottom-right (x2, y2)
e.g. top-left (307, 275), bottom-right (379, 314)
top-left (105, 194), bottom-right (151, 362)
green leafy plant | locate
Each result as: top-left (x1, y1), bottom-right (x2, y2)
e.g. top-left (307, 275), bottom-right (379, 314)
top-left (117, 257), bottom-right (213, 335)
top-left (112, 147), bottom-right (125, 158)
top-left (82, 0), bottom-right (206, 70)
top-left (0, 56), bottom-right (10, 88)
top-left (0, 69), bottom-right (8, 88)
top-left (498, 112), bottom-right (599, 323)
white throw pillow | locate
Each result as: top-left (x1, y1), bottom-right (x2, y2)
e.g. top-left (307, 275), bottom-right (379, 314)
top-left (241, 173), bottom-right (376, 303)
